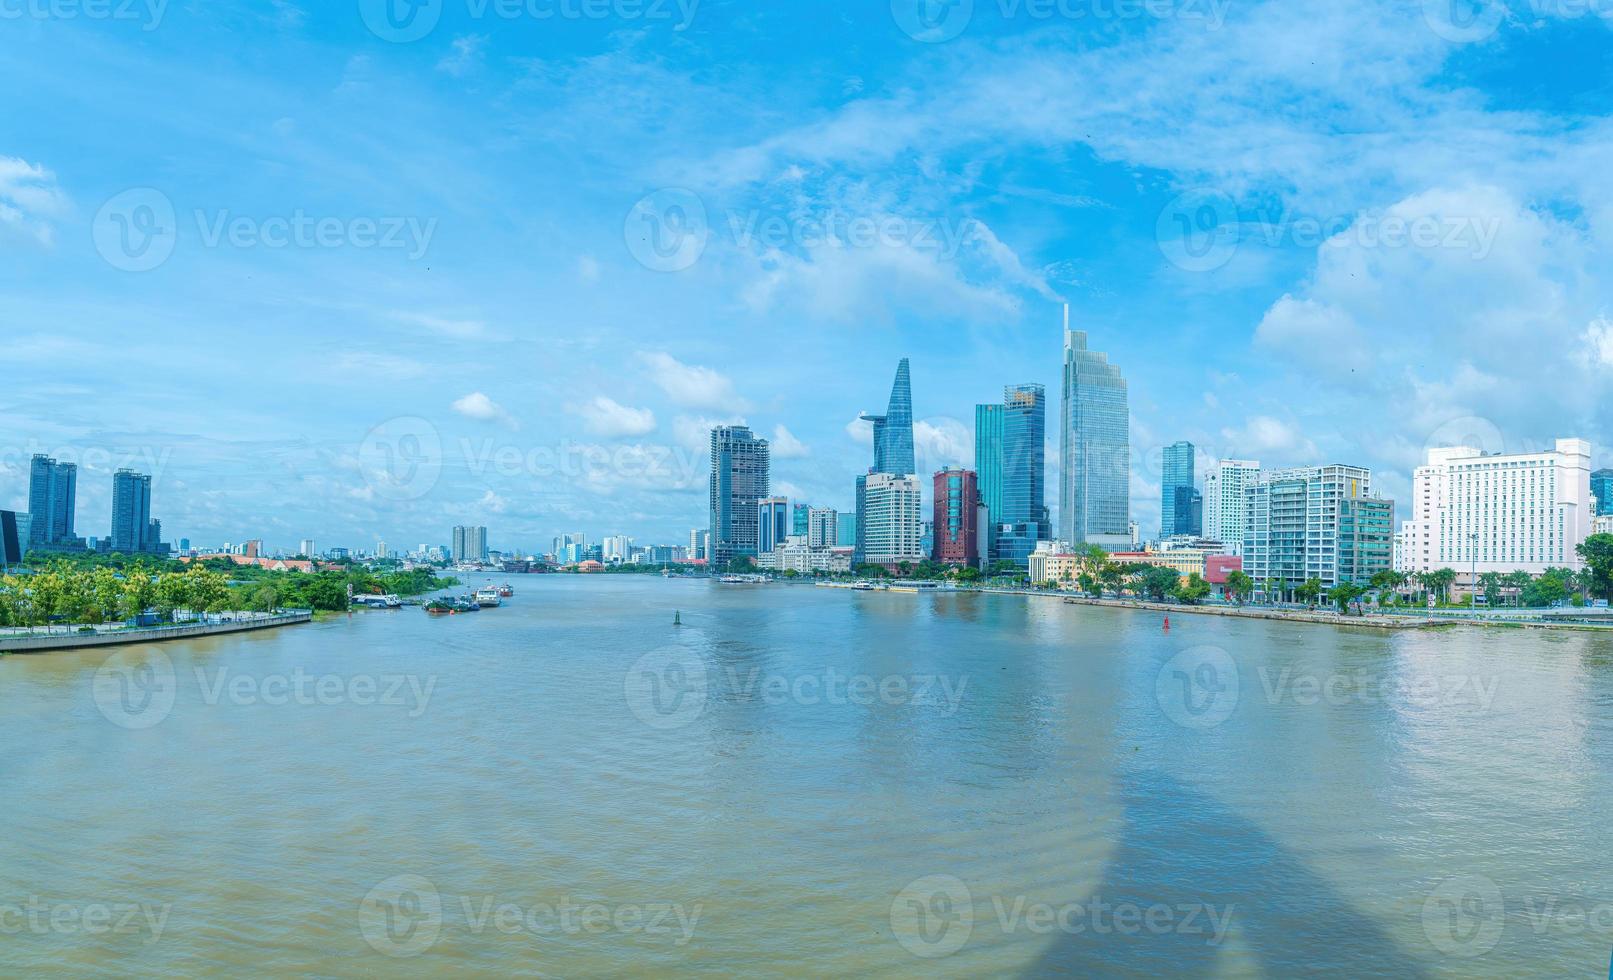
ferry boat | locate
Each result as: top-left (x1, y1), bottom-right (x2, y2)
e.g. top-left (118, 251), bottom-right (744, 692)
top-left (497, 584), bottom-right (514, 597)
top-left (351, 593), bottom-right (402, 609)
top-left (474, 588), bottom-right (502, 607)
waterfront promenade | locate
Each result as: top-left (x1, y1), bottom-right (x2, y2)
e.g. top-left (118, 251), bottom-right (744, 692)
top-left (0, 610), bottom-right (313, 654)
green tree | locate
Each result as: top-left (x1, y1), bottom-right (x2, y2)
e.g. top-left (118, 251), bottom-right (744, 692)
top-left (1427, 568), bottom-right (1458, 605)
top-left (1138, 565), bottom-right (1181, 601)
top-left (1224, 570), bottom-right (1253, 605)
top-left (1329, 582), bottom-right (1366, 613)
top-left (1575, 533), bottom-right (1613, 601)
top-left (1295, 578), bottom-right (1324, 606)
top-left (1173, 573), bottom-right (1211, 605)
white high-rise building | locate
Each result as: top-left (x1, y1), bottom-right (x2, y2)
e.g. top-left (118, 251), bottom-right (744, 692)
top-left (603, 535), bottom-right (634, 563)
top-left (862, 473), bottom-right (924, 567)
top-left (299, 538), bottom-right (315, 557)
top-left (807, 507), bottom-right (839, 548)
top-left (1203, 459), bottom-right (1260, 554)
top-left (1400, 439), bottom-right (1593, 577)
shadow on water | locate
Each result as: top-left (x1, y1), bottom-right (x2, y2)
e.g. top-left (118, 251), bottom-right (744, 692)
top-left (1022, 769), bottom-right (1429, 978)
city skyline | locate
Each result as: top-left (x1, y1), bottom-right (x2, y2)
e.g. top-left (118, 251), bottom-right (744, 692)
top-left (7, 4), bottom-right (1611, 552)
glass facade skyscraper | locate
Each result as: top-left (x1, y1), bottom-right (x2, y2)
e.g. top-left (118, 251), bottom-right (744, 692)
top-left (27, 454), bottom-right (81, 549)
top-left (758, 497), bottom-right (790, 554)
top-left (861, 358), bottom-right (915, 476)
top-left (111, 469), bottom-right (154, 553)
top-left (709, 425), bottom-right (770, 567)
top-left (1160, 441), bottom-right (1195, 538)
top-left (996, 383), bottom-right (1049, 564)
top-left (1058, 307), bottom-right (1130, 549)
top-left (1593, 468), bottom-right (1613, 516)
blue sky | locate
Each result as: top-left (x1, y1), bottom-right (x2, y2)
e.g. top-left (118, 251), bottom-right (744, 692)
top-left (2, 0), bottom-right (1611, 553)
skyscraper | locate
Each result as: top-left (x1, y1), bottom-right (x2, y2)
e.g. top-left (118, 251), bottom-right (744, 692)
top-left (1203, 459), bottom-right (1260, 553)
top-left (862, 473), bottom-right (924, 567)
top-left (792, 503), bottom-right (810, 537)
top-left (1160, 441), bottom-right (1195, 538)
top-left (997, 383), bottom-right (1049, 564)
top-left (1245, 465), bottom-right (1392, 599)
top-left (1593, 468), bottom-right (1613, 517)
top-left (709, 425), bottom-right (770, 567)
top-left (973, 402), bottom-right (1004, 530)
top-left (28, 454), bottom-right (81, 549)
top-left (807, 507), bottom-right (839, 548)
top-left (452, 525), bottom-right (489, 563)
top-left (1058, 306), bottom-right (1130, 549)
top-left (758, 497), bottom-right (790, 554)
top-left (110, 469), bottom-right (154, 553)
top-left (861, 358), bottom-right (916, 476)
top-left (0, 511), bottom-right (22, 569)
top-left (932, 467), bottom-right (979, 567)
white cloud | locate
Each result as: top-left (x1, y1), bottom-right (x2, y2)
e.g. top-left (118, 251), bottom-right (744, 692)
top-left (392, 312), bottom-right (490, 339)
top-left (574, 396), bottom-right (656, 438)
top-left (437, 34), bottom-right (488, 77)
top-left (771, 424), bottom-right (809, 458)
top-left (578, 254), bottom-right (601, 283)
top-left (0, 157), bottom-right (68, 246)
top-left (915, 417), bottom-right (970, 471)
top-left (1218, 416), bottom-right (1318, 464)
top-left (451, 392), bottom-right (517, 429)
top-left (637, 351), bottom-right (750, 411)
top-left (1580, 317), bottom-right (1613, 369)
top-left (1253, 295), bottom-right (1370, 378)
top-left (478, 489), bottom-right (508, 514)
top-left (845, 414), bottom-right (873, 446)
top-left (672, 414), bottom-right (746, 453)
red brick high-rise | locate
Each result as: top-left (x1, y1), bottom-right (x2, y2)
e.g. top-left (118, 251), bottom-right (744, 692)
top-left (932, 467), bottom-right (979, 567)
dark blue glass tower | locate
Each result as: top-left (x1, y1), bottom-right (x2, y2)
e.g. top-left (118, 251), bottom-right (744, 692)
top-left (862, 358), bottom-right (915, 476)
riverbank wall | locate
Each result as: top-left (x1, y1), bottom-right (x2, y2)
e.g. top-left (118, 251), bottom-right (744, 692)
top-left (0, 612), bottom-right (313, 654)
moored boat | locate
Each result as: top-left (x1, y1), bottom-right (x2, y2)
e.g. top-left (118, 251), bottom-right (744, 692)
top-left (497, 584), bottom-right (514, 597)
top-left (474, 588), bottom-right (501, 607)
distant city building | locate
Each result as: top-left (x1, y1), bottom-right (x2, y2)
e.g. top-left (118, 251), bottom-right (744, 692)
top-left (755, 536), bottom-right (854, 575)
top-left (862, 358), bottom-right (916, 476)
top-left (973, 403), bottom-right (1004, 556)
top-left (1592, 468), bottom-right (1613, 517)
top-left (932, 467), bottom-right (980, 567)
top-left (862, 472), bottom-right (924, 568)
top-left (1203, 459), bottom-right (1260, 555)
top-left (28, 454), bottom-right (82, 550)
top-left (709, 425), bottom-right (770, 567)
top-left (807, 507), bottom-right (839, 548)
top-left (688, 528), bottom-right (706, 560)
top-left (1058, 306), bottom-right (1130, 550)
top-left (836, 512), bottom-right (857, 552)
top-left (1160, 441), bottom-right (1195, 539)
top-left (603, 534), bottom-right (634, 563)
top-left (1244, 465), bottom-right (1392, 600)
top-left (452, 525), bottom-right (489, 563)
top-left (376, 540), bottom-right (387, 559)
top-left (996, 383), bottom-right (1050, 565)
top-left (0, 511), bottom-right (22, 569)
top-left (1399, 439), bottom-right (1592, 579)
top-left (792, 503), bottom-right (810, 537)
top-left (108, 469), bottom-right (167, 555)
top-left (758, 497), bottom-right (790, 555)
top-left (299, 538), bottom-right (315, 557)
